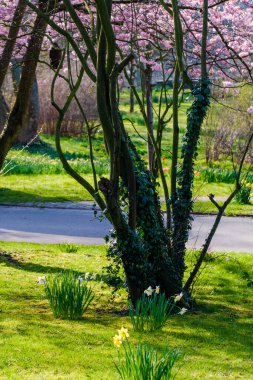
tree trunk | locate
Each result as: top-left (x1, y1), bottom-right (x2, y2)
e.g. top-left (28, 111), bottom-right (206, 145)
top-left (130, 87), bottom-right (134, 113)
top-left (11, 59), bottom-right (40, 144)
top-left (145, 65), bottom-right (155, 173)
top-left (0, 91), bottom-right (9, 131)
top-left (0, 0), bottom-right (27, 89)
top-left (172, 80), bottom-right (210, 282)
top-left (0, 4), bottom-right (48, 170)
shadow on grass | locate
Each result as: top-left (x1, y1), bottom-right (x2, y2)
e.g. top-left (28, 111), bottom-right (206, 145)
top-left (0, 188), bottom-right (72, 203)
top-left (0, 251), bottom-right (77, 274)
top-left (0, 252), bottom-right (105, 286)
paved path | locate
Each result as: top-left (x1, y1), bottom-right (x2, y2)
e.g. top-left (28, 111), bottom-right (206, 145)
top-left (0, 205), bottom-right (252, 252)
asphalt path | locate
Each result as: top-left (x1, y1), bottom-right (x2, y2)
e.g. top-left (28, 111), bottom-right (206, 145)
top-left (0, 206), bottom-right (252, 252)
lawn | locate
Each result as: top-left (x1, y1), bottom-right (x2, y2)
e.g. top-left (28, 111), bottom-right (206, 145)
top-left (0, 242), bottom-right (252, 379)
top-left (1, 173), bottom-right (252, 215)
top-left (0, 87), bottom-right (252, 216)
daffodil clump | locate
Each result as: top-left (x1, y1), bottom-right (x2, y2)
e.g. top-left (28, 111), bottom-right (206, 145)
top-left (38, 271), bottom-right (95, 320)
top-left (235, 180), bottom-right (253, 204)
top-left (129, 286), bottom-right (187, 332)
top-left (113, 327), bottom-right (179, 380)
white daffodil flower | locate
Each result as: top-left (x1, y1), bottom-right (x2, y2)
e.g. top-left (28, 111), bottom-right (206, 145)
top-left (178, 307), bottom-right (188, 315)
top-left (144, 286), bottom-right (153, 296)
top-left (90, 272), bottom-right (96, 280)
top-left (174, 292), bottom-right (183, 303)
top-left (77, 276), bottom-right (83, 285)
top-left (38, 276), bottom-right (46, 285)
top-left (84, 272), bottom-right (90, 280)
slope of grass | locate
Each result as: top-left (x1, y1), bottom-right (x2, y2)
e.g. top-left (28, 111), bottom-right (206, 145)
top-left (0, 242), bottom-right (252, 379)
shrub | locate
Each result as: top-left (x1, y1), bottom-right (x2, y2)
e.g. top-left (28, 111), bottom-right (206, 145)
top-left (38, 69), bottom-right (98, 136)
top-left (203, 86), bottom-right (253, 165)
top-left (43, 271), bottom-right (94, 320)
top-left (235, 180), bottom-right (253, 204)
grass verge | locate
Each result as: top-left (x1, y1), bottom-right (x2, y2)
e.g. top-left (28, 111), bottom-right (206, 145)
top-left (1, 174), bottom-right (252, 216)
top-left (0, 242), bottom-right (252, 379)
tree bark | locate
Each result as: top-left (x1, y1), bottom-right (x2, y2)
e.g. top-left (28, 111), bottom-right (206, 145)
top-left (0, 91), bottom-right (9, 131)
top-left (0, 4), bottom-right (48, 169)
top-left (11, 59), bottom-right (40, 144)
top-left (0, 0), bottom-right (27, 89)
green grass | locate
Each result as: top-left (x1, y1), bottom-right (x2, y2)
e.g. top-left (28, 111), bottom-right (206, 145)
top-left (193, 200), bottom-right (253, 216)
top-left (0, 174), bottom-right (94, 203)
top-left (1, 174), bottom-right (252, 215)
top-left (0, 242), bottom-right (252, 379)
top-left (2, 137), bottom-right (109, 176)
top-left (0, 87), bottom-right (251, 216)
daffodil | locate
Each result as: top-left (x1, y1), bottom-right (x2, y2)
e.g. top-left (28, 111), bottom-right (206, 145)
top-left (178, 307), bottom-right (187, 315)
top-left (77, 276), bottom-right (83, 285)
top-left (155, 286), bottom-right (160, 294)
top-left (90, 272), bottom-right (96, 280)
top-left (174, 292), bottom-right (183, 303)
top-left (113, 334), bottom-right (122, 348)
top-left (118, 327), bottom-right (129, 340)
top-left (144, 286), bottom-right (153, 296)
top-left (38, 276), bottom-right (46, 284)
top-left (84, 272), bottom-right (90, 280)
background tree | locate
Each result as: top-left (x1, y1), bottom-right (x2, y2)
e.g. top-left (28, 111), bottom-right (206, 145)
top-left (0, 0), bottom-right (42, 146)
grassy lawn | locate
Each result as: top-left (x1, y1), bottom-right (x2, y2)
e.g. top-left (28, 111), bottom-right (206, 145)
top-left (1, 174), bottom-right (252, 215)
top-left (0, 174), bottom-right (94, 203)
top-left (0, 87), bottom-right (252, 215)
top-left (193, 200), bottom-right (253, 216)
top-left (0, 242), bottom-right (252, 379)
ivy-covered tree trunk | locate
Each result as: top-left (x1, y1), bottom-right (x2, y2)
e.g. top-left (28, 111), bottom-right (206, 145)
top-left (101, 80), bottom-right (210, 304)
top-left (172, 80), bottom-right (210, 283)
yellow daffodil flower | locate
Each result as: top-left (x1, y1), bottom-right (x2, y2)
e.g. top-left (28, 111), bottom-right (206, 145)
top-left (155, 286), bottom-right (160, 294)
top-left (118, 327), bottom-right (129, 340)
top-left (113, 334), bottom-right (122, 348)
